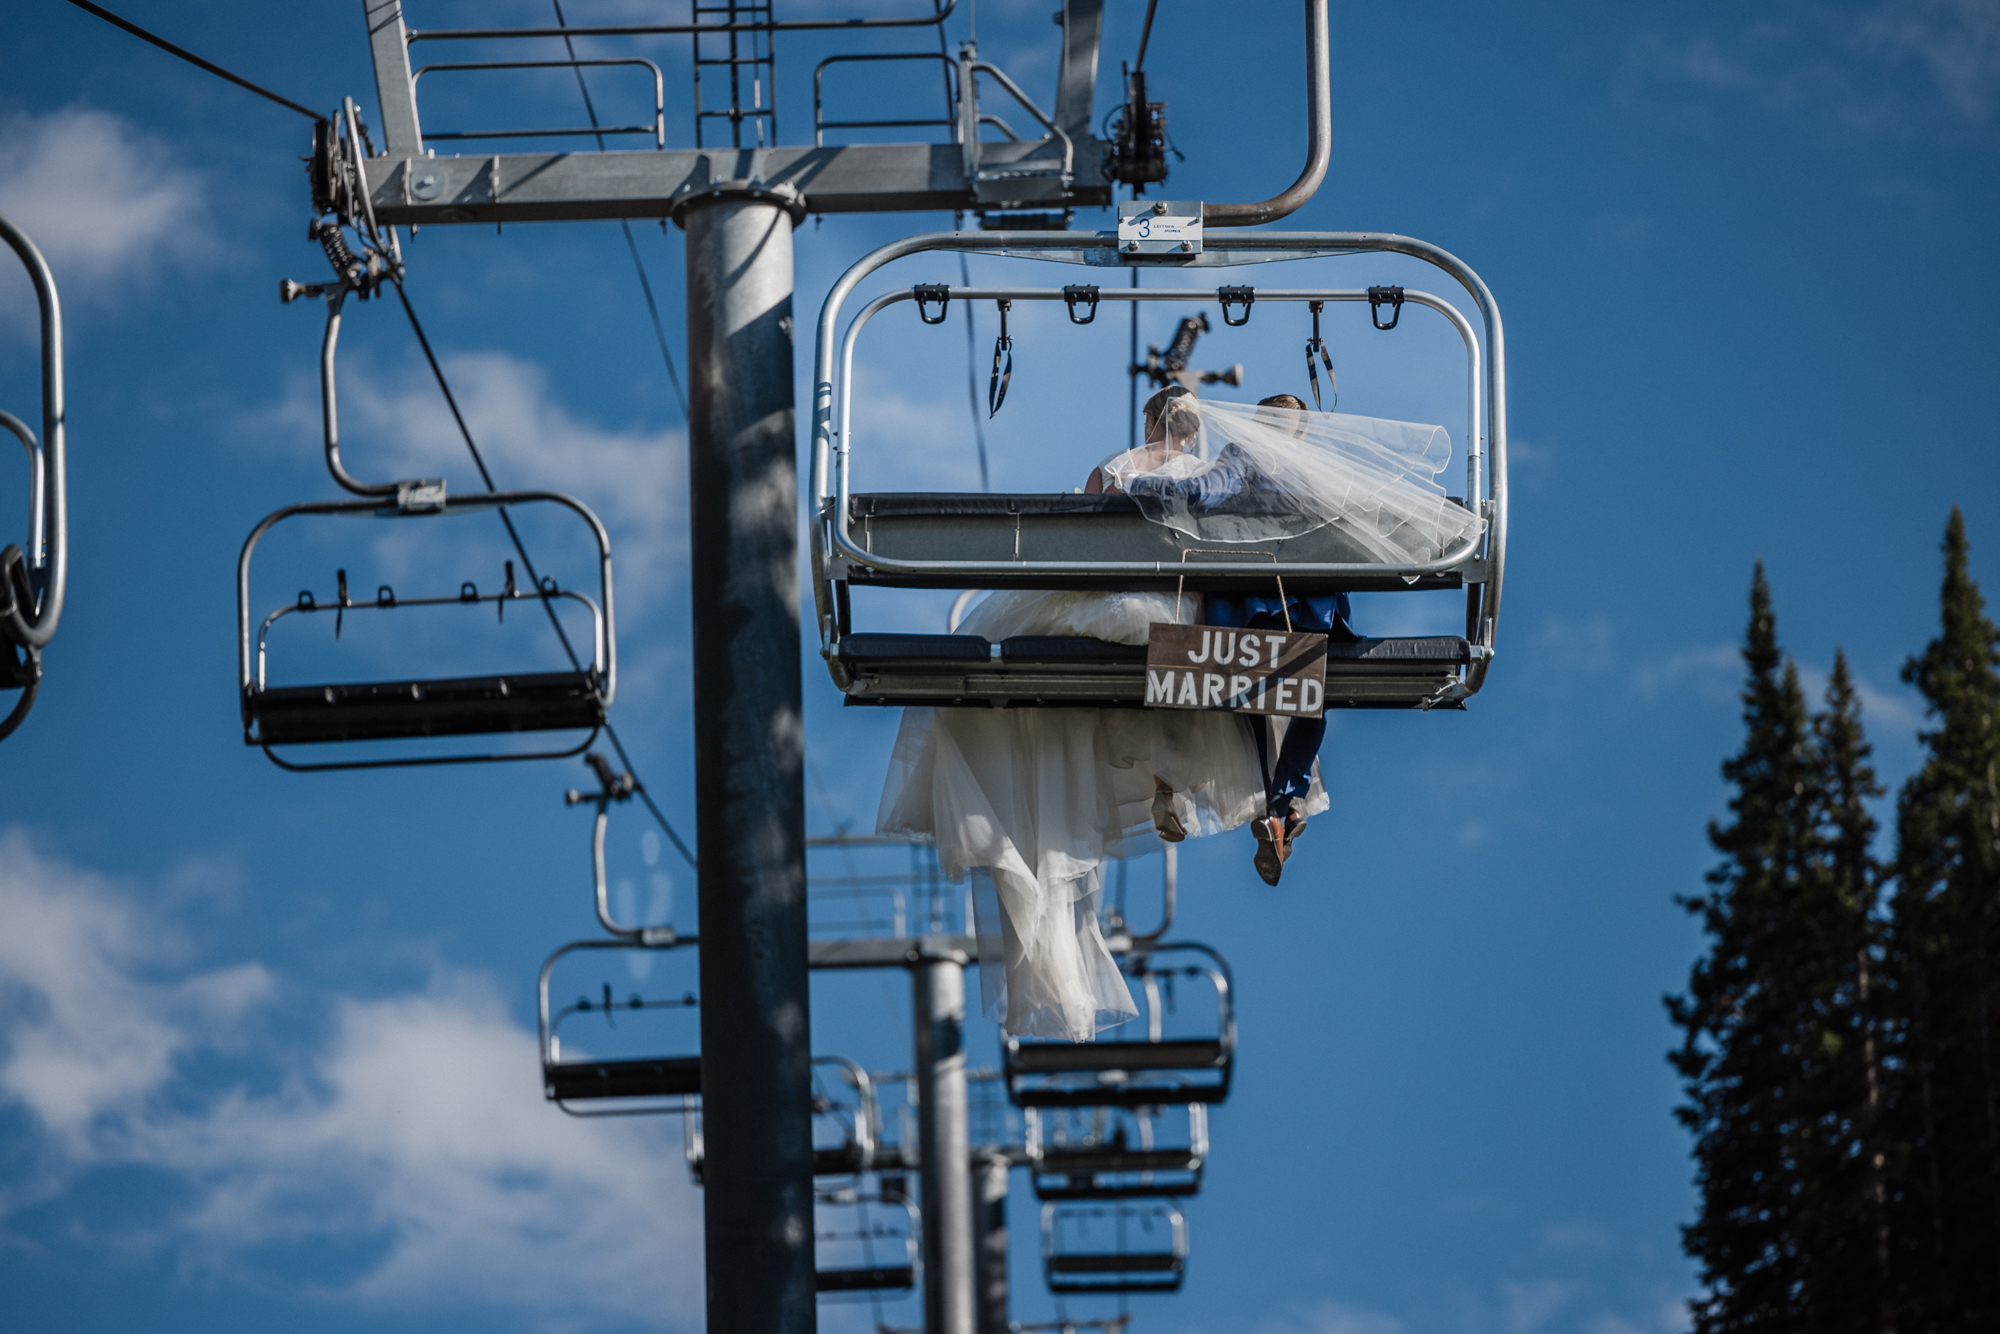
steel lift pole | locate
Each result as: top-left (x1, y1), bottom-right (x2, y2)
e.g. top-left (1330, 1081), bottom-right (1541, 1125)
top-left (914, 945), bottom-right (976, 1334)
top-left (683, 182), bottom-right (815, 1333)
top-left (974, 1150), bottom-right (1012, 1334)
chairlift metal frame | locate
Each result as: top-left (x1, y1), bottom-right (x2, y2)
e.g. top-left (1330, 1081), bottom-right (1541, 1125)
top-left (810, 229), bottom-right (1509, 711)
top-left (811, 1054), bottom-right (883, 1177)
top-left (1026, 1102), bottom-right (1209, 1201)
top-left (1004, 942), bottom-right (1235, 1109)
top-left (0, 212), bottom-right (67, 742)
top-left (237, 243), bottom-right (618, 770)
top-left (538, 936), bottom-right (701, 1116)
top-left (1041, 1199), bottom-right (1188, 1295)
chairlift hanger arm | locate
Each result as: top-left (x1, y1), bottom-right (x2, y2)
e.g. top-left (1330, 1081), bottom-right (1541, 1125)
top-left (0, 214), bottom-right (65, 653)
top-left (1202, 0), bottom-right (1329, 227)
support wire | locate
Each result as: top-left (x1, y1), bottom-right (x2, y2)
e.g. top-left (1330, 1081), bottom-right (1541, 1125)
top-left (62, 0), bottom-right (326, 123)
top-left (552, 0), bottom-right (690, 422)
top-left (392, 281), bottom-right (697, 872)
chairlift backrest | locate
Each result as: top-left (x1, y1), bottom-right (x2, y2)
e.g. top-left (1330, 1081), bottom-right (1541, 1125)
top-left (538, 936), bottom-right (700, 1116)
top-left (808, 229), bottom-right (1509, 712)
top-left (0, 213), bottom-right (67, 742)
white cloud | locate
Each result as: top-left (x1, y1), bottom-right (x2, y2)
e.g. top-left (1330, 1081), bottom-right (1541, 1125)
top-left (1251, 1298), bottom-right (1404, 1334)
top-left (1634, 643), bottom-right (1740, 702)
top-left (0, 829), bottom-right (704, 1328)
top-left (0, 108), bottom-right (204, 302)
top-left (249, 349), bottom-right (689, 617)
top-left (1503, 1278), bottom-right (1575, 1333)
top-left (1860, 0), bottom-right (2000, 123)
top-left (1623, 1), bottom-right (2000, 141)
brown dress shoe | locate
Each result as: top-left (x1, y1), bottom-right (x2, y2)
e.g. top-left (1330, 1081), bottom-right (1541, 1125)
top-left (1252, 815), bottom-right (1291, 886)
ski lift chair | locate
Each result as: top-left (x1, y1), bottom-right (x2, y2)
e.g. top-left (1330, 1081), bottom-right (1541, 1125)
top-left (1027, 1103), bottom-right (1208, 1200)
top-left (1005, 943), bottom-right (1235, 1109)
top-left (0, 213), bottom-right (67, 743)
top-left (1041, 1200), bottom-right (1188, 1295)
top-left (810, 229), bottom-right (1508, 712)
top-left (239, 266), bottom-right (615, 769)
top-left (538, 937), bottom-right (700, 1114)
top-left (815, 1186), bottom-right (921, 1295)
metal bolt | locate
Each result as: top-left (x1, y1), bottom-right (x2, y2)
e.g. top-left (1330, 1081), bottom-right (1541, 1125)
top-left (1180, 241), bottom-right (1193, 252)
top-left (1153, 200), bottom-right (1168, 215)
top-left (1125, 240), bottom-right (1139, 252)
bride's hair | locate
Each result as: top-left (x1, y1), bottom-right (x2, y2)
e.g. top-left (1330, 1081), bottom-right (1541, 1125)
top-left (1142, 385), bottom-right (1201, 448)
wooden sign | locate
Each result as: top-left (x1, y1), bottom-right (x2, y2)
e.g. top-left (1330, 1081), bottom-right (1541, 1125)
top-left (1143, 623), bottom-right (1328, 718)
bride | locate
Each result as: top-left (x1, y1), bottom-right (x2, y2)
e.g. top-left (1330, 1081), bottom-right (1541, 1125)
top-left (877, 387), bottom-right (1482, 1041)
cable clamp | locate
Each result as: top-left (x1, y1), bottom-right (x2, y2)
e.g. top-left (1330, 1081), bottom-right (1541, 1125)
top-left (913, 284), bottom-right (951, 324)
top-left (1217, 286), bottom-right (1255, 327)
top-left (1062, 284), bottom-right (1100, 324)
top-left (396, 479), bottom-right (447, 512)
top-left (1367, 286), bottom-right (1405, 330)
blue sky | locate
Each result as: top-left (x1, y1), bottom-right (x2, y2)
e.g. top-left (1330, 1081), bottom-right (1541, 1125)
top-left (2, 2), bottom-right (1997, 1332)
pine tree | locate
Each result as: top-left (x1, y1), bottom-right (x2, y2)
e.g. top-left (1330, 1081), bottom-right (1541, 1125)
top-left (1671, 564), bottom-right (1822, 1330)
top-left (1886, 508), bottom-right (2000, 1329)
top-left (1794, 652), bottom-right (1894, 1334)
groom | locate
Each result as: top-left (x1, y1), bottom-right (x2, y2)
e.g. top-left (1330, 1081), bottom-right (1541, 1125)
top-left (1124, 390), bottom-right (1353, 886)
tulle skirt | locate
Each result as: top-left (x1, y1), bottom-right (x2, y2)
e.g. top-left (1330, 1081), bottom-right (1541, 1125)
top-left (876, 589), bottom-right (1328, 1040)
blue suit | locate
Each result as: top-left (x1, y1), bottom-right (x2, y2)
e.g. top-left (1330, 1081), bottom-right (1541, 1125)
top-left (1126, 445), bottom-right (1356, 817)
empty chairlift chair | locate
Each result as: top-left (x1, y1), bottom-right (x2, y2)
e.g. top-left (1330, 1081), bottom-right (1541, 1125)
top-left (809, 230), bottom-right (1509, 712)
top-left (1005, 943), bottom-right (1235, 1109)
top-left (1027, 1103), bottom-right (1208, 1200)
top-left (815, 1186), bottom-right (921, 1296)
top-left (238, 236), bottom-right (616, 769)
top-left (538, 938), bottom-right (701, 1113)
top-left (0, 211), bottom-right (68, 743)
top-left (1042, 1200), bottom-right (1188, 1296)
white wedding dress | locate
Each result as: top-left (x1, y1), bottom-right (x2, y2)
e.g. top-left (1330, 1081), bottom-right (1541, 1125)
top-left (877, 587), bottom-right (1329, 1041)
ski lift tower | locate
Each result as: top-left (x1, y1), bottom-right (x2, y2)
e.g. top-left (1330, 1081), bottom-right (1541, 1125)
top-left (334, 2), bottom-right (1332, 1330)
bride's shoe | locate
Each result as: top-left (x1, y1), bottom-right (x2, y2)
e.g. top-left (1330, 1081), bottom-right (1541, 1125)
top-left (1252, 815), bottom-right (1292, 886)
top-left (1151, 786), bottom-right (1186, 842)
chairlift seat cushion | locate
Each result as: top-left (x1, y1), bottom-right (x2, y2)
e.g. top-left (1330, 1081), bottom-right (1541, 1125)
top-left (543, 1055), bottom-right (701, 1101)
top-left (841, 492), bottom-right (1466, 593)
top-left (1038, 1147), bottom-right (1201, 1174)
top-left (1012, 1038), bottom-right (1227, 1074)
top-left (1047, 1253), bottom-right (1185, 1275)
top-left (815, 1265), bottom-right (915, 1293)
top-left (838, 633), bottom-right (991, 664)
top-left (250, 669), bottom-right (604, 745)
